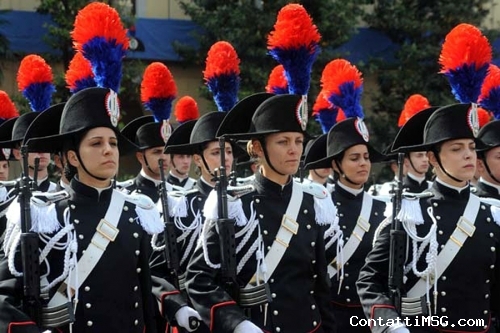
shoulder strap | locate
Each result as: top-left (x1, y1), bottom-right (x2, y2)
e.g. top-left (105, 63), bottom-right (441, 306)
top-left (48, 190), bottom-right (126, 306)
top-left (328, 192), bottom-right (373, 278)
top-left (245, 181), bottom-right (303, 287)
top-left (406, 194), bottom-right (480, 297)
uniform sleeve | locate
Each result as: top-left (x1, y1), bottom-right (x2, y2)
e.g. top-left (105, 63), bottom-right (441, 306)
top-left (356, 223), bottom-right (401, 333)
top-left (185, 219), bottom-right (247, 333)
top-left (138, 233), bottom-right (158, 333)
top-left (0, 248), bottom-right (40, 333)
top-left (314, 226), bottom-right (336, 333)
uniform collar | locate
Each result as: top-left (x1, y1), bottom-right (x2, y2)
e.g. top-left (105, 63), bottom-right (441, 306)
top-left (478, 177), bottom-right (500, 195)
top-left (196, 177), bottom-right (214, 197)
top-left (430, 177), bottom-right (470, 201)
top-left (253, 171), bottom-right (293, 198)
top-left (140, 169), bottom-right (162, 186)
top-left (407, 172), bottom-right (426, 185)
top-left (335, 180), bottom-right (364, 199)
top-left (69, 177), bottom-right (113, 202)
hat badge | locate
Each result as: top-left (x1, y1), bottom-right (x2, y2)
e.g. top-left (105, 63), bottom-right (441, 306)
top-left (160, 119), bottom-right (172, 143)
top-left (2, 148), bottom-right (10, 160)
top-left (467, 105), bottom-right (480, 137)
top-left (105, 90), bottom-right (121, 127)
top-left (295, 95), bottom-right (308, 131)
top-left (355, 118), bottom-right (369, 142)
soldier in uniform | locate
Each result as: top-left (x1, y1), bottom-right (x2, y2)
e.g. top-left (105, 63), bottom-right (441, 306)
top-left (357, 103), bottom-right (500, 333)
top-left (303, 135), bottom-right (334, 192)
top-left (473, 120), bottom-right (500, 200)
top-left (186, 94), bottom-right (337, 333)
top-left (166, 147), bottom-right (196, 190)
top-left (0, 87), bottom-right (165, 333)
top-left (304, 117), bottom-right (386, 333)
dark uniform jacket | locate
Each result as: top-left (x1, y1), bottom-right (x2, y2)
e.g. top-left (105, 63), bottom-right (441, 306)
top-left (472, 180), bottom-right (500, 201)
top-left (357, 181), bottom-right (500, 333)
top-left (167, 173), bottom-right (196, 190)
top-left (402, 174), bottom-right (430, 194)
top-left (326, 182), bottom-right (385, 333)
top-left (126, 172), bottom-right (161, 203)
top-left (150, 178), bottom-right (212, 333)
top-left (0, 178), bottom-right (159, 333)
top-left (186, 172), bottom-right (336, 333)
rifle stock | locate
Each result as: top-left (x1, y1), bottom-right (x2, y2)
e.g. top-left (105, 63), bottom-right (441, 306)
top-left (388, 152), bottom-right (407, 313)
top-left (19, 146), bottom-right (42, 327)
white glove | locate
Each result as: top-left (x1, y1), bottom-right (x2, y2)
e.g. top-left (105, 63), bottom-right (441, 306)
top-left (387, 323), bottom-right (410, 333)
top-left (174, 306), bottom-right (202, 332)
top-left (233, 320), bottom-right (264, 333)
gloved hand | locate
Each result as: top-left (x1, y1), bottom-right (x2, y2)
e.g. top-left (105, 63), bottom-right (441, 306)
top-left (233, 320), bottom-right (264, 333)
top-left (174, 306), bottom-right (202, 332)
top-left (388, 324), bottom-right (410, 333)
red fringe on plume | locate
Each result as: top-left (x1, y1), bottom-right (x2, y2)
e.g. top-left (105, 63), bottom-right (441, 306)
top-left (17, 54), bottom-right (53, 91)
top-left (480, 64), bottom-right (500, 99)
top-left (312, 91), bottom-right (332, 116)
top-left (203, 41), bottom-right (240, 80)
top-left (66, 52), bottom-right (94, 87)
top-left (0, 91), bottom-right (19, 119)
top-left (398, 94), bottom-right (430, 127)
top-left (267, 3), bottom-right (320, 50)
top-left (321, 59), bottom-right (362, 95)
top-left (439, 23), bottom-right (491, 72)
top-left (265, 65), bottom-right (287, 93)
top-left (336, 108), bottom-right (346, 122)
top-left (72, 2), bottom-right (129, 51)
top-left (175, 96), bottom-right (199, 123)
top-left (141, 62), bottom-right (177, 102)
top-left (477, 107), bottom-right (492, 128)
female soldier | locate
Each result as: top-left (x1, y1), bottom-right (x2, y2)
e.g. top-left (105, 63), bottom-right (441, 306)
top-left (357, 104), bottom-right (500, 333)
top-left (0, 87), bottom-right (164, 333)
top-left (186, 93), bottom-right (337, 333)
top-left (304, 117), bottom-right (386, 333)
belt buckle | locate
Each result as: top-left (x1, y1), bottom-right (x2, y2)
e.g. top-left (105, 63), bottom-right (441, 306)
top-left (281, 215), bottom-right (299, 235)
top-left (96, 219), bottom-right (119, 242)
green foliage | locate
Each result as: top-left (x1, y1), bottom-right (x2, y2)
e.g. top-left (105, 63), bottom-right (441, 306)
top-left (175, 0), bottom-right (368, 133)
top-left (363, 0), bottom-right (496, 170)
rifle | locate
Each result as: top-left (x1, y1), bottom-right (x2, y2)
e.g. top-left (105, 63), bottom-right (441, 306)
top-left (19, 145), bottom-right (42, 327)
top-left (215, 136), bottom-right (239, 301)
top-left (158, 159), bottom-right (199, 331)
top-left (387, 152), bottom-right (406, 313)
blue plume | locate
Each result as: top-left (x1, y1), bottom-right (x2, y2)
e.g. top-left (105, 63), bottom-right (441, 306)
top-left (316, 109), bottom-right (338, 134)
top-left (444, 63), bottom-right (489, 103)
top-left (327, 82), bottom-right (364, 119)
top-left (22, 82), bottom-right (55, 112)
top-left (206, 73), bottom-right (240, 112)
top-left (143, 97), bottom-right (175, 123)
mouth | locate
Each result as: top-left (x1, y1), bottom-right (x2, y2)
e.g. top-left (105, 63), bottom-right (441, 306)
top-left (464, 164), bottom-right (475, 169)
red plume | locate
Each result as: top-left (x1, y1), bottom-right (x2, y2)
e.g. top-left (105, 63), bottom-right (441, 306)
top-left (477, 107), bottom-right (492, 128)
top-left (175, 96), bottom-right (199, 123)
top-left (265, 65), bottom-right (288, 94)
top-left (204, 41), bottom-right (241, 79)
top-left (66, 52), bottom-right (96, 93)
top-left (336, 109), bottom-right (346, 122)
top-left (141, 62), bottom-right (177, 102)
top-left (312, 91), bottom-right (331, 116)
top-left (0, 91), bottom-right (19, 119)
top-left (17, 54), bottom-right (53, 91)
top-left (398, 94), bottom-right (431, 127)
top-left (439, 23), bottom-right (491, 72)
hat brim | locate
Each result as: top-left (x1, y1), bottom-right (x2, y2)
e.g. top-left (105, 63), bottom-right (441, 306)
top-left (304, 144), bottom-right (385, 170)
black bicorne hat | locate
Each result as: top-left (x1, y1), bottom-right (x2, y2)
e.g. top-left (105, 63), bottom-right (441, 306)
top-left (390, 106), bottom-right (439, 153)
top-left (305, 117), bottom-right (385, 169)
top-left (0, 117), bottom-right (18, 160)
top-left (164, 119), bottom-right (197, 155)
top-left (418, 103), bottom-right (485, 150)
top-left (25, 87), bottom-right (136, 156)
top-left (476, 119), bottom-right (500, 152)
top-left (216, 92), bottom-right (275, 139)
top-left (120, 115), bottom-right (160, 151)
top-left (24, 103), bottom-right (65, 152)
top-left (217, 94), bottom-right (307, 140)
top-left (0, 112), bottom-right (40, 148)
top-left (303, 134), bottom-right (327, 170)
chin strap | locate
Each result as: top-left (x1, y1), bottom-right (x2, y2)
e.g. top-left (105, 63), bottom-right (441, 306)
top-left (258, 138), bottom-right (287, 177)
top-left (432, 149), bottom-right (464, 183)
top-left (334, 160), bottom-right (362, 187)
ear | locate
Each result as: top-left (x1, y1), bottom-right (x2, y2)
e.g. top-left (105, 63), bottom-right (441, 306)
top-left (67, 150), bottom-right (79, 168)
top-left (403, 157), bottom-right (411, 168)
top-left (192, 153), bottom-right (203, 168)
top-left (252, 139), bottom-right (264, 158)
top-left (476, 158), bottom-right (486, 174)
top-left (331, 159), bottom-right (340, 173)
top-left (12, 149), bottom-right (21, 161)
top-left (135, 151), bottom-right (144, 165)
top-left (427, 151), bottom-right (438, 168)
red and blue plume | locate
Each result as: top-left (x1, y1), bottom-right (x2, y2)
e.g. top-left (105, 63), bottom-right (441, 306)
top-left (0, 91), bottom-right (19, 122)
top-left (17, 54), bottom-right (54, 112)
top-left (439, 23), bottom-right (492, 104)
top-left (312, 90), bottom-right (338, 134)
top-left (141, 62), bottom-right (177, 123)
top-left (265, 65), bottom-right (288, 94)
top-left (175, 96), bottom-right (199, 124)
top-left (267, 4), bottom-right (320, 96)
top-left (203, 41), bottom-right (240, 112)
top-left (477, 107), bottom-right (492, 127)
top-left (479, 64), bottom-right (500, 119)
top-left (398, 94), bottom-right (430, 127)
top-left (321, 59), bottom-right (363, 119)
top-left (72, 2), bottom-right (129, 93)
top-left (66, 52), bottom-right (96, 94)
